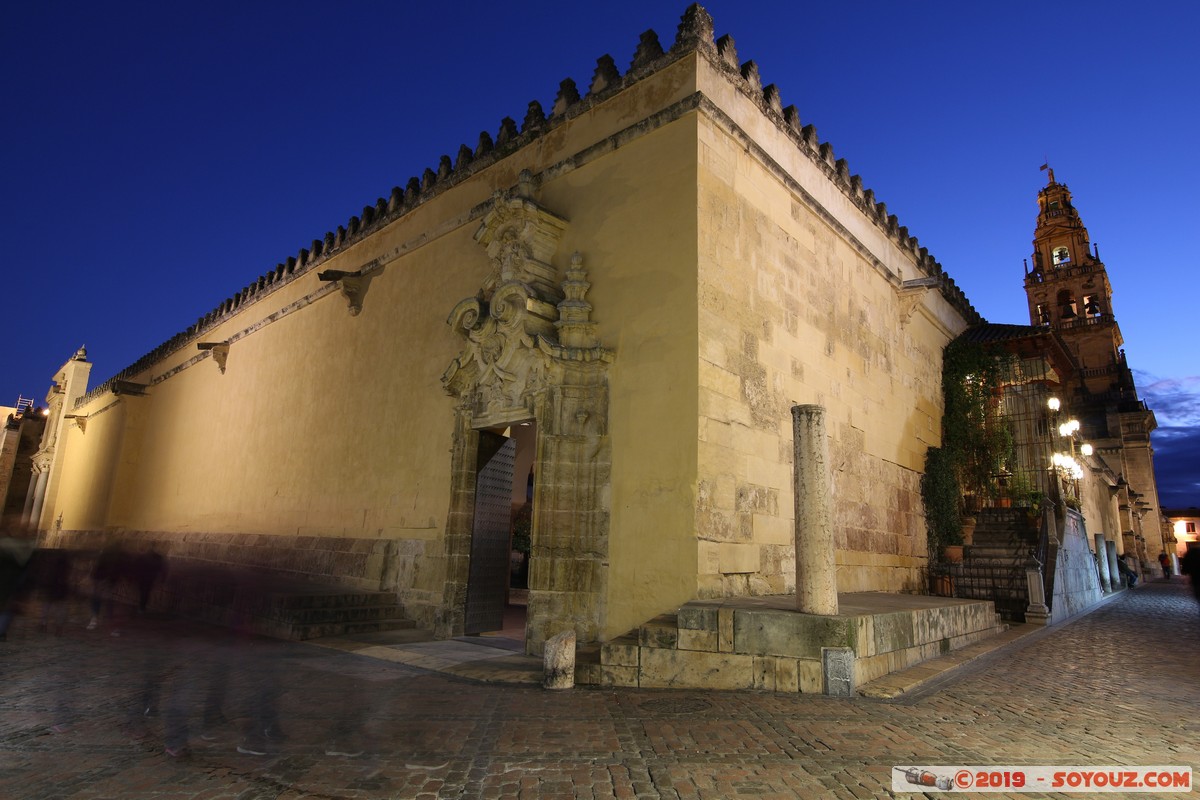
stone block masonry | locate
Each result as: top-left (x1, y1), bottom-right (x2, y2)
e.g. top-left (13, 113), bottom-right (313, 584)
top-left (589, 592), bottom-right (1005, 693)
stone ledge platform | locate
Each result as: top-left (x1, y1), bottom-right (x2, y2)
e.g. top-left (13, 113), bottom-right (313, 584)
top-left (577, 592), bottom-right (1005, 694)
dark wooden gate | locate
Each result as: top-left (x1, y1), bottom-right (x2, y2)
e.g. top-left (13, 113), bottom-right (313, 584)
top-left (464, 431), bottom-right (515, 635)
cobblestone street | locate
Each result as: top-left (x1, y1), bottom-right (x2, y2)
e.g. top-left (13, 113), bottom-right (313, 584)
top-left (2, 580), bottom-right (1196, 799)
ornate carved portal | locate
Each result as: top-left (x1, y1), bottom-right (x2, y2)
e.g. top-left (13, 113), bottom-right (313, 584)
top-left (441, 178), bottom-right (613, 655)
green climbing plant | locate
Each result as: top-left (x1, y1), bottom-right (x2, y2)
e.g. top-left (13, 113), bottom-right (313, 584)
top-left (922, 445), bottom-right (962, 554)
top-left (923, 338), bottom-right (1017, 560)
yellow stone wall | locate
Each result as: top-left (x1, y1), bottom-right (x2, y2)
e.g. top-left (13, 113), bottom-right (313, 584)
top-left (538, 118), bottom-right (700, 639)
top-left (48, 57), bottom-right (703, 639)
top-left (43, 48), bottom-right (972, 640)
top-left (693, 57), bottom-right (966, 597)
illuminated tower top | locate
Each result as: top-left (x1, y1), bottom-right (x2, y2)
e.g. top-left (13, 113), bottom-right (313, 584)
top-left (1023, 170), bottom-right (1123, 395)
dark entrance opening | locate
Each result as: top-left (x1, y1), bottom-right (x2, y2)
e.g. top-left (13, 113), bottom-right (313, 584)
top-left (464, 423), bottom-right (535, 640)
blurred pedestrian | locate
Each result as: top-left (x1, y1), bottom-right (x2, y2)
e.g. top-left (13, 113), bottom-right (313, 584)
top-left (0, 529), bottom-right (37, 641)
top-left (131, 544), bottom-right (166, 614)
top-left (162, 634), bottom-right (235, 755)
top-left (1158, 551), bottom-right (1172, 581)
top-left (35, 547), bottom-right (72, 635)
top-left (88, 538), bottom-right (127, 631)
top-left (1181, 546), bottom-right (1200, 620)
top-left (1116, 555), bottom-right (1137, 589)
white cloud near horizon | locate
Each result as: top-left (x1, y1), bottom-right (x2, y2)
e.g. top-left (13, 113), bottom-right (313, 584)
top-left (1134, 372), bottom-right (1200, 428)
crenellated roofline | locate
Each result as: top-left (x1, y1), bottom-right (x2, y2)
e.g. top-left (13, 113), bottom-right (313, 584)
top-left (78, 3), bottom-right (979, 408)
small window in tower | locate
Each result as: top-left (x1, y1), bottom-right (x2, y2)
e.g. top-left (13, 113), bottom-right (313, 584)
top-left (1057, 289), bottom-right (1077, 319)
top-left (1048, 201), bottom-right (1060, 210)
top-left (1052, 246), bottom-right (1070, 265)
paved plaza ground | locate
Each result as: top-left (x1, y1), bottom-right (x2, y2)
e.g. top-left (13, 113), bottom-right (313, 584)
top-left (1, 579), bottom-right (1197, 799)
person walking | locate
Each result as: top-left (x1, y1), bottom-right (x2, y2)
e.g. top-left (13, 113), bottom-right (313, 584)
top-left (0, 530), bottom-right (36, 641)
top-left (1181, 546), bottom-right (1200, 621)
top-left (88, 538), bottom-right (127, 631)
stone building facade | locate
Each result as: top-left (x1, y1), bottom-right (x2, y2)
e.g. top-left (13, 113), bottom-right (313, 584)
top-left (0, 401), bottom-right (47, 526)
top-left (1165, 508), bottom-right (1198, 562)
top-left (24, 6), bottom-right (983, 653)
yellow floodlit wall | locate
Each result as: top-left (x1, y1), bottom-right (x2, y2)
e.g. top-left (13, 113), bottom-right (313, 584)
top-left (43, 45), bottom-right (970, 640)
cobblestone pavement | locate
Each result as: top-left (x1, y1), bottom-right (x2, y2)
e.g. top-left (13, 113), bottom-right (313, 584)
top-left (2, 580), bottom-right (1197, 799)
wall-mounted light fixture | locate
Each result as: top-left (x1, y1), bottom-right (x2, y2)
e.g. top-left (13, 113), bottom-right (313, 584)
top-left (1052, 452), bottom-right (1084, 480)
top-left (1058, 419), bottom-right (1080, 437)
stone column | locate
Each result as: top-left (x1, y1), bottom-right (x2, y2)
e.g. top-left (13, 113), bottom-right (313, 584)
top-left (1105, 541), bottom-right (1121, 590)
top-left (25, 468), bottom-right (49, 530)
top-left (792, 405), bottom-right (838, 616)
top-left (20, 468), bottom-right (41, 527)
top-left (1095, 534), bottom-right (1112, 592)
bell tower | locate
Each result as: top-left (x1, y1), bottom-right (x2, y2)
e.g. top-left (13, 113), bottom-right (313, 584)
top-left (1023, 168), bottom-right (1165, 562)
top-left (1023, 169), bottom-right (1122, 396)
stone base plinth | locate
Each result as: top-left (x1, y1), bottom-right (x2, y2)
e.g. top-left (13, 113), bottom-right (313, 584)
top-left (581, 592), bottom-right (1005, 694)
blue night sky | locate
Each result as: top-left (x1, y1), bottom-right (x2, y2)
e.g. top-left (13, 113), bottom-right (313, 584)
top-left (2, 1), bottom-right (1197, 507)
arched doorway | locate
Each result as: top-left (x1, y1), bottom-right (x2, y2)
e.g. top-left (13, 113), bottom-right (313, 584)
top-left (463, 422), bottom-right (536, 640)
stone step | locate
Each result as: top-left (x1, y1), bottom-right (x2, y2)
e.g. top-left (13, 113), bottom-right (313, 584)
top-left (973, 514), bottom-right (1036, 524)
top-left (262, 592), bottom-right (401, 610)
top-left (972, 520), bottom-right (1034, 531)
top-left (969, 530), bottom-right (1032, 541)
top-left (275, 605), bottom-right (415, 625)
top-left (958, 577), bottom-right (1029, 587)
top-left (575, 643), bottom-right (602, 686)
top-left (962, 556), bottom-right (1032, 565)
top-left (275, 618), bottom-right (419, 641)
top-left (638, 614), bottom-right (679, 650)
top-left (965, 543), bottom-right (1032, 555)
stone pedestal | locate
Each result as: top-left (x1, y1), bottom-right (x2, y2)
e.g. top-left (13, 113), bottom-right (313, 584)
top-left (1025, 567), bottom-right (1050, 624)
top-left (543, 629), bottom-right (576, 689)
top-left (822, 647), bottom-right (855, 696)
top-left (791, 405), bottom-right (837, 616)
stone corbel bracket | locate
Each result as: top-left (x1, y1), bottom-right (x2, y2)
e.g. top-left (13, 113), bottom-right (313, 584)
top-left (897, 276), bottom-right (941, 327)
top-left (109, 380), bottom-right (148, 397)
top-left (318, 258), bottom-right (382, 316)
top-left (197, 341), bottom-right (231, 373)
top-left (63, 414), bottom-right (87, 433)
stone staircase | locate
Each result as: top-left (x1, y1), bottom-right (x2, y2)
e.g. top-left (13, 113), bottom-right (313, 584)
top-left (952, 508), bottom-right (1040, 622)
